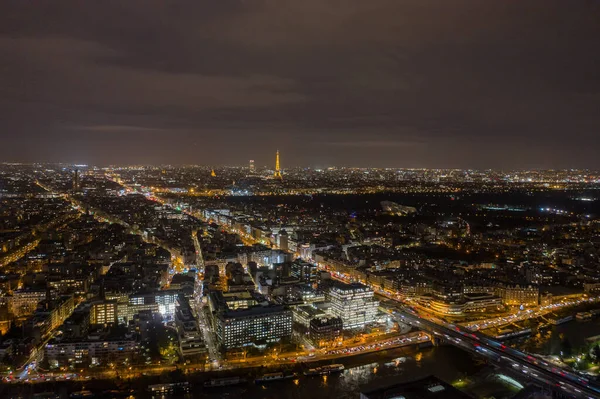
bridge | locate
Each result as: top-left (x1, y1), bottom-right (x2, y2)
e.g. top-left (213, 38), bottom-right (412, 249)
top-left (396, 310), bottom-right (600, 399)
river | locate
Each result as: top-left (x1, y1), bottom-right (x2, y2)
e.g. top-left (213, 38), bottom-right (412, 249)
top-left (8, 345), bottom-right (493, 399)
top-left (191, 346), bottom-right (481, 399)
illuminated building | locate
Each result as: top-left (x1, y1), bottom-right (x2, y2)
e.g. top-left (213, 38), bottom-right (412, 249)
top-left (122, 302), bottom-right (158, 324)
top-left (45, 338), bottom-right (139, 368)
top-left (380, 201), bottom-right (417, 215)
top-left (293, 285), bottom-right (326, 303)
top-left (290, 259), bottom-right (318, 283)
top-left (273, 150), bottom-right (282, 179)
top-left (127, 290), bottom-right (178, 321)
top-left (47, 276), bottom-right (89, 296)
top-left (209, 290), bottom-right (257, 313)
top-left (25, 295), bottom-right (75, 341)
top-left (292, 305), bottom-right (327, 328)
top-left (310, 317), bottom-right (343, 347)
top-left (216, 304), bottom-right (292, 349)
top-left (211, 169), bottom-right (216, 177)
top-left (249, 159), bottom-right (255, 173)
top-left (90, 300), bottom-right (118, 325)
top-left (326, 282), bottom-right (378, 329)
top-left (8, 289), bottom-right (51, 318)
top-left (495, 284), bottom-right (539, 307)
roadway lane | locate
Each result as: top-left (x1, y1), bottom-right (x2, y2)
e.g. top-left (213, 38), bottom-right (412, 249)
top-left (397, 310), bottom-right (600, 399)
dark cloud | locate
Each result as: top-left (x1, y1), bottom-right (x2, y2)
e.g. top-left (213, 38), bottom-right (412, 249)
top-left (0, 0), bottom-right (599, 168)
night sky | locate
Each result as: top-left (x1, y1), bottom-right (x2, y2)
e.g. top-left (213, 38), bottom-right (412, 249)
top-left (1, 0), bottom-right (599, 169)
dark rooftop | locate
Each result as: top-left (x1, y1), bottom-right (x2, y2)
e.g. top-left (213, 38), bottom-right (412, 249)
top-left (360, 375), bottom-right (473, 399)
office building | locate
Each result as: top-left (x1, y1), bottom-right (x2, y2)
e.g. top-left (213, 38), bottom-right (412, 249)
top-left (128, 290), bottom-right (179, 320)
top-left (292, 305), bottom-right (327, 328)
top-left (326, 282), bottom-right (378, 329)
top-left (45, 337), bottom-right (139, 368)
top-left (90, 300), bottom-right (118, 326)
top-left (291, 259), bottom-right (318, 283)
top-left (310, 317), bottom-right (343, 347)
top-left (216, 305), bottom-right (292, 349)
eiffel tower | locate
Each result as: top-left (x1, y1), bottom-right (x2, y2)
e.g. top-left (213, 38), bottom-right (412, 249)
top-left (274, 150), bottom-right (282, 179)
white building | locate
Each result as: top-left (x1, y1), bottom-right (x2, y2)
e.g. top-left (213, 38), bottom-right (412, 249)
top-left (128, 290), bottom-right (179, 320)
top-left (326, 282), bottom-right (378, 329)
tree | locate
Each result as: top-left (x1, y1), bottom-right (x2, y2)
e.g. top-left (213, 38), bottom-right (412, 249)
top-left (159, 340), bottom-right (179, 364)
top-left (592, 345), bottom-right (600, 363)
top-left (147, 321), bottom-right (178, 363)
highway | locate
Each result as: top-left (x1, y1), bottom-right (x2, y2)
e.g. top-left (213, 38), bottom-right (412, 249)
top-left (397, 309), bottom-right (600, 399)
top-left (462, 296), bottom-right (600, 331)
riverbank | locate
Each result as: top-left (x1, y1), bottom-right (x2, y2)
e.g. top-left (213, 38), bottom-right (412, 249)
top-left (0, 343), bottom-right (486, 399)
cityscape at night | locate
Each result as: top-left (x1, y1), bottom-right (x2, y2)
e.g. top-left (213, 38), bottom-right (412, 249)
top-left (2, 161), bottom-right (600, 398)
top-left (2, 1), bottom-right (600, 399)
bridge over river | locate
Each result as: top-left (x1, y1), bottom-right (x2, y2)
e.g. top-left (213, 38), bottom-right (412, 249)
top-left (397, 310), bottom-right (600, 399)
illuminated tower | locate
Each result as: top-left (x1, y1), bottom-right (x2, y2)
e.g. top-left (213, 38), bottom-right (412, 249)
top-left (249, 159), bottom-right (255, 173)
top-left (274, 150), bottom-right (282, 179)
top-left (211, 169), bottom-right (216, 177)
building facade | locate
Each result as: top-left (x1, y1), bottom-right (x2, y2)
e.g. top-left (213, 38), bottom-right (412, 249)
top-left (90, 301), bottom-right (118, 326)
top-left (326, 282), bottom-right (378, 329)
top-left (8, 290), bottom-right (48, 318)
top-left (495, 285), bottom-right (539, 307)
top-left (310, 317), bottom-right (343, 347)
top-left (216, 305), bottom-right (292, 349)
top-left (45, 338), bottom-right (139, 368)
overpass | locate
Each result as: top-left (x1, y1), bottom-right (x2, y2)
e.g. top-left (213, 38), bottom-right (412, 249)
top-left (397, 310), bottom-right (600, 399)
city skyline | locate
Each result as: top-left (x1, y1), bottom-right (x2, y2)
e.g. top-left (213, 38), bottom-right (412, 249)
top-left (3, 2), bottom-right (600, 397)
top-left (3, 160), bottom-right (600, 397)
top-left (1, 1), bottom-right (599, 168)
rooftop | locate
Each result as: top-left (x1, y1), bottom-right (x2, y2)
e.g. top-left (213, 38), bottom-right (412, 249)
top-left (360, 375), bottom-right (472, 399)
top-left (219, 304), bottom-right (289, 320)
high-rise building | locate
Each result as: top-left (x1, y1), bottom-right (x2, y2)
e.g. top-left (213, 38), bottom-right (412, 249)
top-left (274, 150), bottom-right (282, 179)
top-left (249, 159), bottom-right (255, 173)
top-left (326, 282), bottom-right (378, 329)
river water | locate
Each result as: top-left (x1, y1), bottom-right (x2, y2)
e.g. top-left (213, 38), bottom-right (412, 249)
top-left (175, 346), bottom-right (484, 399)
